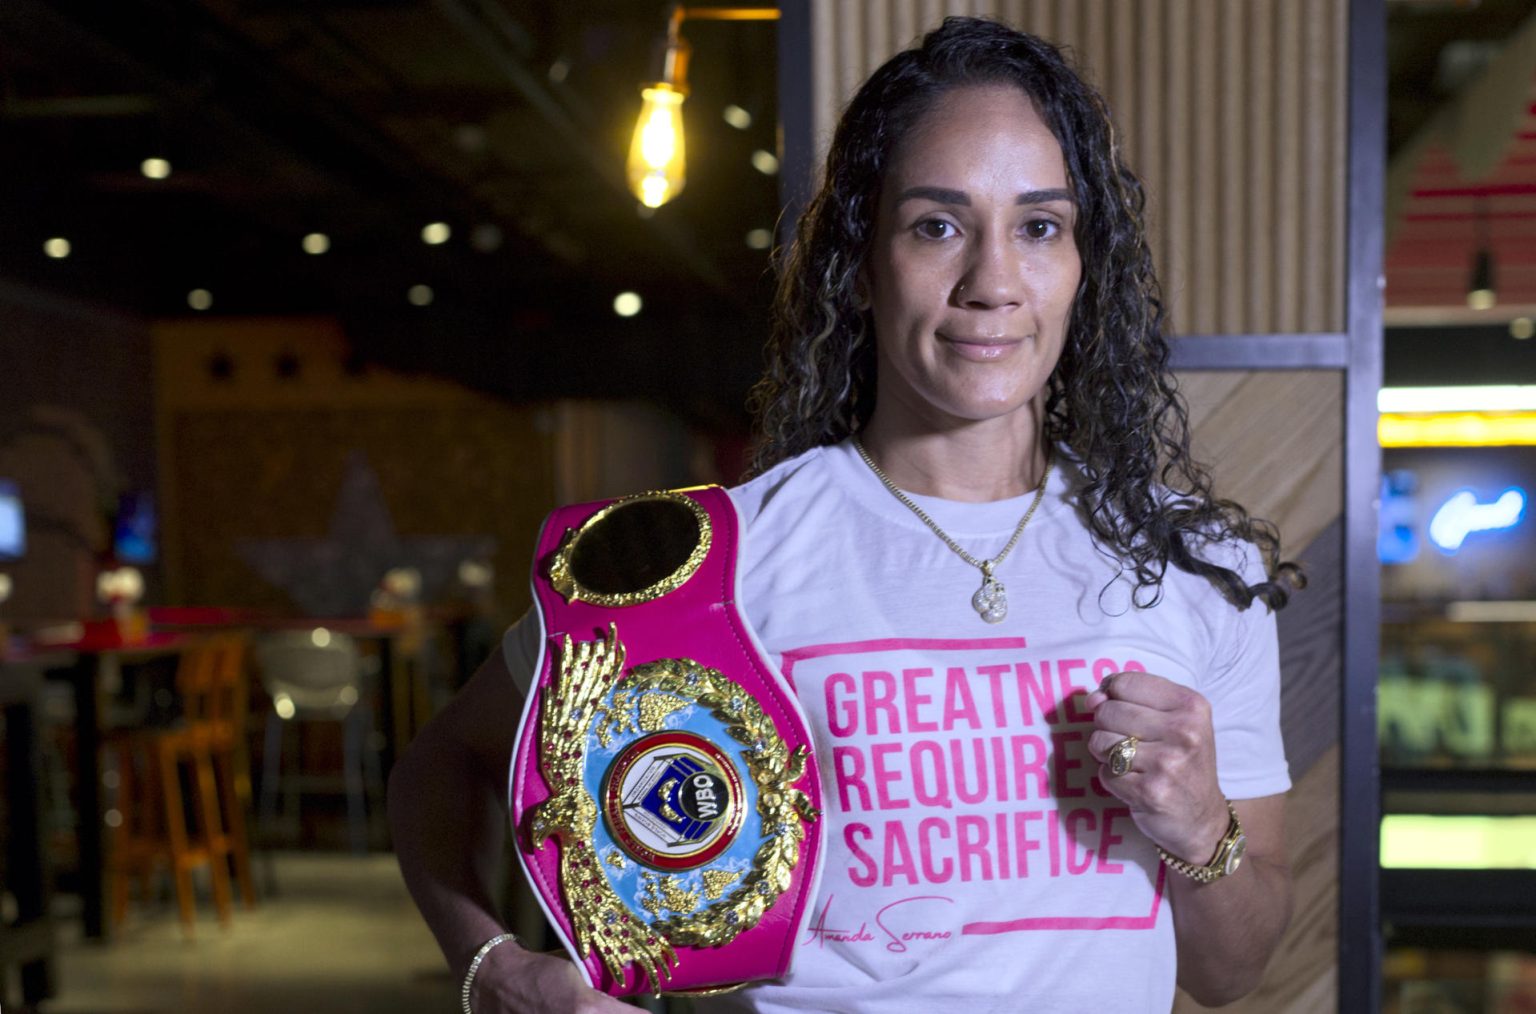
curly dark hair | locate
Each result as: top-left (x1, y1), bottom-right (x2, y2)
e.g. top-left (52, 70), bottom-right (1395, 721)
top-left (747, 16), bottom-right (1302, 610)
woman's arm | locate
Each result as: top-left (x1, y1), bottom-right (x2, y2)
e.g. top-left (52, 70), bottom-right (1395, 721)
top-left (1165, 794), bottom-right (1291, 1006)
top-left (387, 645), bottom-right (632, 1013)
top-left (1085, 674), bottom-right (1292, 1007)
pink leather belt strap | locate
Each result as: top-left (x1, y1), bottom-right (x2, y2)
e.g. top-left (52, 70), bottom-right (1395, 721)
top-left (510, 486), bottom-right (824, 997)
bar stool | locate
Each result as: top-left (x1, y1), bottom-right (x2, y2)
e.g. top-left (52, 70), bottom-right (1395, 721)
top-left (255, 630), bottom-right (383, 853)
top-left (105, 636), bottom-right (246, 934)
top-left (203, 633), bottom-right (257, 909)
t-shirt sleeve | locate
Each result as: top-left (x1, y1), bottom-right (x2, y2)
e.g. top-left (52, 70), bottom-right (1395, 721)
top-left (1203, 547), bottom-right (1292, 800)
top-left (500, 608), bottom-right (542, 696)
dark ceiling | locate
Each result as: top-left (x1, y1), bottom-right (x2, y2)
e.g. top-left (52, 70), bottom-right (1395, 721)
top-left (2, 1), bottom-right (1533, 428)
top-left (0, 0), bottom-right (783, 428)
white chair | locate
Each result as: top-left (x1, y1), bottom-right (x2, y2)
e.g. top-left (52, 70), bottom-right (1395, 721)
top-left (254, 631), bottom-right (383, 853)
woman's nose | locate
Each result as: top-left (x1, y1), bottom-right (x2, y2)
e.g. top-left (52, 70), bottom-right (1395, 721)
top-left (954, 235), bottom-right (1024, 309)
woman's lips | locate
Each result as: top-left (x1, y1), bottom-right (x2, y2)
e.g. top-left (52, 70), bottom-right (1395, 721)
top-left (940, 333), bottom-right (1023, 361)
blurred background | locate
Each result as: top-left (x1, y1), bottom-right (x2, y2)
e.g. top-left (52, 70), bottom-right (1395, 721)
top-left (0, 0), bottom-right (1533, 1012)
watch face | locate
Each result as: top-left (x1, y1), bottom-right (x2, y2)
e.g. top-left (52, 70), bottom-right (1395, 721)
top-left (1223, 835), bottom-right (1248, 876)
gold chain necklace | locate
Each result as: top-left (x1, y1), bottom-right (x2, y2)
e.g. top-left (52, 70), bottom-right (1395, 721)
top-left (853, 438), bottom-right (1052, 624)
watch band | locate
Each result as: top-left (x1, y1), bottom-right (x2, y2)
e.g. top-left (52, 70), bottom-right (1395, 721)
top-left (1156, 801), bottom-right (1245, 884)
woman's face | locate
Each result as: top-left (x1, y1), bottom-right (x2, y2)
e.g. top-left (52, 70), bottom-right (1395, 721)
top-left (862, 84), bottom-right (1081, 433)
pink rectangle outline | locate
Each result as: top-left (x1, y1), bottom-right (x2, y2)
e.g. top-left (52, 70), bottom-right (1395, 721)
top-left (781, 636), bottom-right (1031, 689)
top-left (781, 635), bottom-right (1166, 933)
top-left (962, 866), bottom-right (1166, 934)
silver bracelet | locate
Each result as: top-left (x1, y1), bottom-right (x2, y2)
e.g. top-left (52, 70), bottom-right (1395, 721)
top-left (461, 932), bottom-right (518, 1014)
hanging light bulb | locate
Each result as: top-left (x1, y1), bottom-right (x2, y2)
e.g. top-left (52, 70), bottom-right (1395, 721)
top-left (1467, 197), bottom-right (1496, 310)
top-left (627, 28), bottom-right (691, 209)
top-left (1466, 248), bottom-right (1495, 310)
top-left (629, 84), bottom-right (687, 208)
top-left (623, 6), bottom-right (779, 210)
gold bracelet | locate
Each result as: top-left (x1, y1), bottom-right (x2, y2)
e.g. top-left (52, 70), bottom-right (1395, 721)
top-left (461, 932), bottom-right (518, 1014)
top-left (1156, 801), bottom-right (1246, 884)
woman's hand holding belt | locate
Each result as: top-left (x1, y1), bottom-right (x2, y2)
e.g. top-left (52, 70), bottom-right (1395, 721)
top-left (467, 944), bottom-right (636, 1014)
top-left (1083, 671), bottom-right (1230, 868)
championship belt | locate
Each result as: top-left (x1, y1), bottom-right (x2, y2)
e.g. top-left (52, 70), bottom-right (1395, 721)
top-left (510, 486), bottom-right (824, 997)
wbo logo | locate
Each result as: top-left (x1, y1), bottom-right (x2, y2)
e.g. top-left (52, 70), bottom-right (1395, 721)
top-left (602, 730), bottom-right (745, 870)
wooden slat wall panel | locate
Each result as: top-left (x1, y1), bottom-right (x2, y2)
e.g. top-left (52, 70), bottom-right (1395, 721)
top-left (1276, 521), bottom-right (1344, 780)
top-left (806, 0), bottom-right (1347, 335)
top-left (1177, 371), bottom-right (1344, 557)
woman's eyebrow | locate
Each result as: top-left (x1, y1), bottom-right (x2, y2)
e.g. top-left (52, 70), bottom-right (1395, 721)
top-left (895, 185), bottom-right (969, 206)
top-left (893, 185), bottom-right (1075, 207)
top-left (1016, 188), bottom-right (1074, 206)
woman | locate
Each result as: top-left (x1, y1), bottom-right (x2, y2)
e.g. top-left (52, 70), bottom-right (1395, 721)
top-left (390, 17), bottom-right (1299, 1013)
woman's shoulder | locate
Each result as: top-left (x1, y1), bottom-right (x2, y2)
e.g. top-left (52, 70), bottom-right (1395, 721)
top-left (726, 442), bottom-right (839, 521)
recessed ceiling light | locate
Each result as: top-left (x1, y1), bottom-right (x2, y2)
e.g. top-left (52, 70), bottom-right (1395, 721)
top-left (750, 149), bottom-right (779, 176)
top-left (302, 232), bottom-right (330, 255)
top-left (43, 237), bottom-right (71, 259)
top-left (188, 289), bottom-right (213, 311)
top-left (723, 104), bottom-right (753, 130)
top-left (407, 284), bottom-right (434, 306)
top-left (453, 124), bottom-right (487, 153)
top-left (1512, 317), bottom-right (1534, 341)
top-left (613, 291), bottom-right (642, 317)
top-left (470, 223), bottom-right (503, 253)
top-left (141, 157), bottom-right (171, 180)
top-left (548, 58), bottom-right (570, 83)
top-left (745, 228), bottom-right (772, 250)
top-left (421, 222), bottom-right (451, 245)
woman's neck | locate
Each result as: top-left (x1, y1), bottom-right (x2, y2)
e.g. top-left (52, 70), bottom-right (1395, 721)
top-left (858, 408), bottom-right (1051, 502)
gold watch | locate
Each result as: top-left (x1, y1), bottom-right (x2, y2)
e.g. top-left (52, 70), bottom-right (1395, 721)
top-left (1157, 801), bottom-right (1246, 884)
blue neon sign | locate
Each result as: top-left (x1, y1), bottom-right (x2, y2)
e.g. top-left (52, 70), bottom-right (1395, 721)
top-left (1428, 487), bottom-right (1527, 553)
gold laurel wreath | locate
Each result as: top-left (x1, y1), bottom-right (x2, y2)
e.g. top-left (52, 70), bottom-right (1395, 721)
top-left (525, 625), bottom-right (820, 990)
top-left (619, 657), bottom-right (820, 948)
top-left (525, 625), bottom-right (676, 991)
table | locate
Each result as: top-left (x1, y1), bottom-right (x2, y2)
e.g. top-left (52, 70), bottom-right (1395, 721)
top-left (17, 613), bottom-right (434, 938)
top-left (0, 645), bottom-right (67, 1000)
top-left (28, 630), bottom-right (191, 940)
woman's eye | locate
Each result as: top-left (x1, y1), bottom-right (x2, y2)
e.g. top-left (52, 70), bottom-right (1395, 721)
top-left (1024, 219), bottom-right (1059, 240)
top-left (914, 219), bottom-right (956, 240)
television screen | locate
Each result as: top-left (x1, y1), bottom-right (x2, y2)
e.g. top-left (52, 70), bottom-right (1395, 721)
top-left (0, 480), bottom-right (24, 560)
top-left (114, 490), bottom-right (157, 565)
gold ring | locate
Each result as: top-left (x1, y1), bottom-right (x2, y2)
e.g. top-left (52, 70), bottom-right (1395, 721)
top-left (1107, 736), bottom-right (1139, 777)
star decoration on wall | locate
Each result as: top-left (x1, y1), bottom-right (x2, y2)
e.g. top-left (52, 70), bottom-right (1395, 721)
top-left (236, 451), bottom-right (496, 616)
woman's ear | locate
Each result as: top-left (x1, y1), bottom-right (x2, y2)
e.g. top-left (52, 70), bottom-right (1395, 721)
top-left (853, 271), bottom-right (871, 311)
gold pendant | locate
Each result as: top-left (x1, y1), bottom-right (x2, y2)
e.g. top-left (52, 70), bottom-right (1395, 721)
top-left (972, 574), bottom-right (1007, 624)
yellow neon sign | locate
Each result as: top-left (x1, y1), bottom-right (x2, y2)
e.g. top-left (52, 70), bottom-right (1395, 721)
top-left (1379, 411), bottom-right (1536, 447)
top-left (1381, 815), bottom-right (1536, 869)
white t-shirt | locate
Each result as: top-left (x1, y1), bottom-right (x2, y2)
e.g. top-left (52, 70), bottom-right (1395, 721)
top-left (504, 440), bottom-right (1289, 1014)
